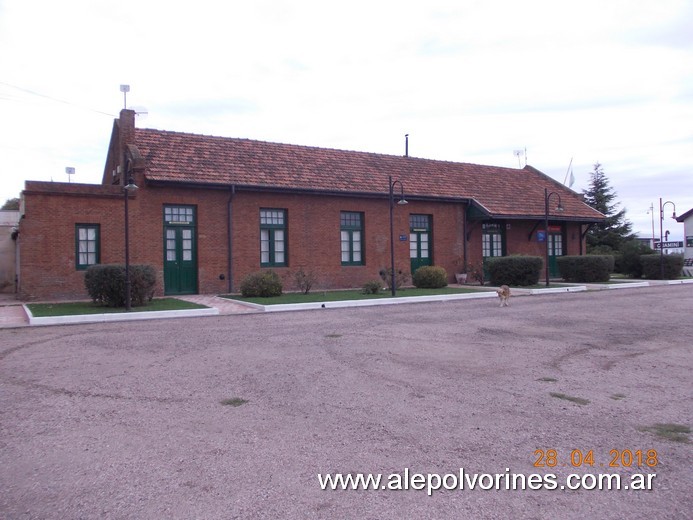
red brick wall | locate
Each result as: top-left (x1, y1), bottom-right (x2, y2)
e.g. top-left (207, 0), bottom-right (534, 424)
top-left (18, 180), bottom-right (588, 300)
top-left (18, 182), bottom-right (470, 299)
top-left (229, 192), bottom-right (467, 291)
top-left (19, 184), bottom-right (125, 300)
top-left (466, 219), bottom-right (586, 280)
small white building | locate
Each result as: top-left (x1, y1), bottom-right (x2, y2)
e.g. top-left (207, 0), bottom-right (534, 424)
top-left (0, 210), bottom-right (20, 293)
top-left (676, 207), bottom-right (693, 276)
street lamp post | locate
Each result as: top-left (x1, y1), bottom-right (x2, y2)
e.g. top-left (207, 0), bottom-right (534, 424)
top-left (659, 198), bottom-right (676, 279)
top-left (647, 203), bottom-right (656, 249)
top-left (388, 176), bottom-right (408, 297)
top-left (544, 187), bottom-right (564, 287)
top-left (123, 172), bottom-right (139, 311)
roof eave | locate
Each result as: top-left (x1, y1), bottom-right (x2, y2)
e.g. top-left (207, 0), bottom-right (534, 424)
top-left (144, 178), bottom-right (475, 204)
top-left (144, 178), bottom-right (605, 222)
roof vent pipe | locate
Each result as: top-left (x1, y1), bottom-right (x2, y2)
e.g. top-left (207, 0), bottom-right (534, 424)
top-left (405, 134), bottom-right (409, 157)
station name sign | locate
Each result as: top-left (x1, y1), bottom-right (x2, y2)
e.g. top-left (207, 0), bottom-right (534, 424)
top-left (654, 241), bottom-right (683, 249)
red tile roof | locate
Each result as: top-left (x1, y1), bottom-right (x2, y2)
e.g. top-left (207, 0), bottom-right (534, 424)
top-left (134, 128), bottom-right (604, 221)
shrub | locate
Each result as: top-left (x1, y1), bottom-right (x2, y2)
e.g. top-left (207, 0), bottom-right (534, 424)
top-left (84, 264), bottom-right (156, 307)
top-left (466, 261), bottom-right (485, 285)
top-left (361, 280), bottom-right (382, 294)
top-left (240, 270), bottom-right (283, 297)
top-left (588, 244), bottom-right (617, 256)
top-left (486, 256), bottom-right (543, 286)
top-left (292, 267), bottom-right (317, 294)
top-left (618, 240), bottom-right (654, 278)
top-left (379, 268), bottom-right (409, 291)
top-left (557, 256), bottom-right (611, 283)
top-left (129, 265), bottom-right (157, 306)
top-left (412, 266), bottom-right (448, 288)
top-left (640, 254), bottom-right (684, 280)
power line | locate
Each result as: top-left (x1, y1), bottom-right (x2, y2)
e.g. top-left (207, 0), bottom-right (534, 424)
top-left (0, 81), bottom-right (116, 117)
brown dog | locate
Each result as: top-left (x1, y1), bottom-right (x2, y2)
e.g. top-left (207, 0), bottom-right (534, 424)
top-left (496, 285), bottom-right (511, 307)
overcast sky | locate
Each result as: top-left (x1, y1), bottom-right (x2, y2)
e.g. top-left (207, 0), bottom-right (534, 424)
top-left (1, 0), bottom-right (691, 240)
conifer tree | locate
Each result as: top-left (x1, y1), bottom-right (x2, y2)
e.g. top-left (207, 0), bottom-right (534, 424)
top-left (1, 197), bottom-right (20, 210)
top-left (582, 163), bottom-right (635, 252)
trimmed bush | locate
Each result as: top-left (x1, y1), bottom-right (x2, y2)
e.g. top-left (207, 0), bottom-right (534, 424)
top-left (412, 266), bottom-right (448, 289)
top-left (84, 264), bottom-right (156, 307)
top-left (640, 254), bottom-right (684, 280)
top-left (618, 240), bottom-right (654, 278)
top-left (240, 270), bottom-right (283, 297)
top-left (361, 280), bottom-right (382, 294)
top-left (486, 256), bottom-right (543, 286)
top-left (557, 255), bottom-right (612, 283)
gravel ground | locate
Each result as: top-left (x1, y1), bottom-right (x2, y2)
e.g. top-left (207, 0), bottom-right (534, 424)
top-left (0, 285), bottom-right (691, 519)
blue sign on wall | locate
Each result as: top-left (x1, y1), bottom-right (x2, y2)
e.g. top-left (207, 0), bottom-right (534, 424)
top-left (537, 230), bottom-right (547, 242)
top-left (399, 235), bottom-right (407, 241)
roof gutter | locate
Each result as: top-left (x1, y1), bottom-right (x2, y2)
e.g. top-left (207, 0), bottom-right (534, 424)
top-left (145, 178), bottom-right (603, 222)
top-left (144, 178), bottom-right (475, 204)
top-left (227, 185), bottom-right (235, 293)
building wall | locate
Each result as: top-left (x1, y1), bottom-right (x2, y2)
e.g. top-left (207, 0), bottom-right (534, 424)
top-left (0, 210), bottom-right (20, 293)
top-left (18, 179), bottom-right (588, 300)
top-left (684, 214), bottom-right (693, 260)
top-left (465, 220), bottom-right (585, 268)
top-left (18, 181), bottom-right (472, 299)
top-left (229, 192), bottom-right (467, 291)
top-left (19, 184), bottom-right (125, 300)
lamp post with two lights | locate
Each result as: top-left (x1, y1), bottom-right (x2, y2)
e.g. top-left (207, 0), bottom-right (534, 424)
top-left (388, 176), bottom-right (408, 297)
top-left (659, 198), bottom-right (677, 280)
top-left (544, 188), bottom-right (564, 287)
top-left (123, 166), bottom-right (139, 311)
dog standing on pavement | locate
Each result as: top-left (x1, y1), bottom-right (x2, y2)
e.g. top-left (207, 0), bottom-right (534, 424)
top-left (496, 285), bottom-right (511, 307)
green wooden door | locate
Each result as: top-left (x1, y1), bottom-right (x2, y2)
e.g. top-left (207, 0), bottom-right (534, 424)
top-left (409, 214), bottom-right (432, 275)
top-left (548, 230), bottom-right (563, 278)
top-left (482, 222), bottom-right (505, 279)
top-left (163, 206), bottom-right (197, 295)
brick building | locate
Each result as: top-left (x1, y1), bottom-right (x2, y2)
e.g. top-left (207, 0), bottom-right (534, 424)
top-left (17, 110), bottom-right (605, 300)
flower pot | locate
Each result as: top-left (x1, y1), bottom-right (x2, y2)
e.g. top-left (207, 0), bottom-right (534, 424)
top-left (455, 273), bottom-right (468, 284)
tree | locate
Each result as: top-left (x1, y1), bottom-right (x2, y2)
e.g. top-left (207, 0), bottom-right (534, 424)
top-left (1, 197), bottom-right (20, 210)
top-left (582, 163), bottom-right (635, 252)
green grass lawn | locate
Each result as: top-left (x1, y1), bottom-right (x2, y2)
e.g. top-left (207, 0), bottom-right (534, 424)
top-left (223, 286), bottom-right (488, 305)
top-left (27, 298), bottom-right (208, 317)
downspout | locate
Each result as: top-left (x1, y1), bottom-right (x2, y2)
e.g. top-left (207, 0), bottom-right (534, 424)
top-left (12, 225), bottom-right (19, 295)
top-left (227, 185), bottom-right (235, 293)
top-left (463, 204), bottom-right (468, 270)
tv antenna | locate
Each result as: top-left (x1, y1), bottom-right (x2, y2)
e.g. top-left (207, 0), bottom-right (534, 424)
top-left (120, 84), bottom-right (130, 109)
top-left (65, 166), bottom-right (75, 183)
top-left (132, 105), bottom-right (149, 121)
top-left (513, 149), bottom-right (526, 167)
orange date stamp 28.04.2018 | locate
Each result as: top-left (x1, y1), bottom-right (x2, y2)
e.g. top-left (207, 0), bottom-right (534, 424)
top-left (533, 449), bottom-right (658, 469)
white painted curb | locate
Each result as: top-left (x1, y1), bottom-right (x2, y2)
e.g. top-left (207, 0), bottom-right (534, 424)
top-left (527, 286), bottom-right (588, 295)
top-left (664, 279), bottom-right (693, 285)
top-left (243, 291), bottom-right (499, 313)
top-left (603, 281), bottom-right (651, 289)
top-left (24, 305), bottom-right (219, 326)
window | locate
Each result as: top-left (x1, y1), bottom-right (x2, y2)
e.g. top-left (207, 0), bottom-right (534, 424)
top-left (260, 209), bottom-right (287, 266)
top-left (340, 212), bottom-right (364, 265)
top-left (409, 214), bottom-right (431, 262)
top-left (164, 206), bottom-right (195, 224)
top-left (76, 224), bottom-right (100, 270)
top-left (482, 222), bottom-right (504, 258)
